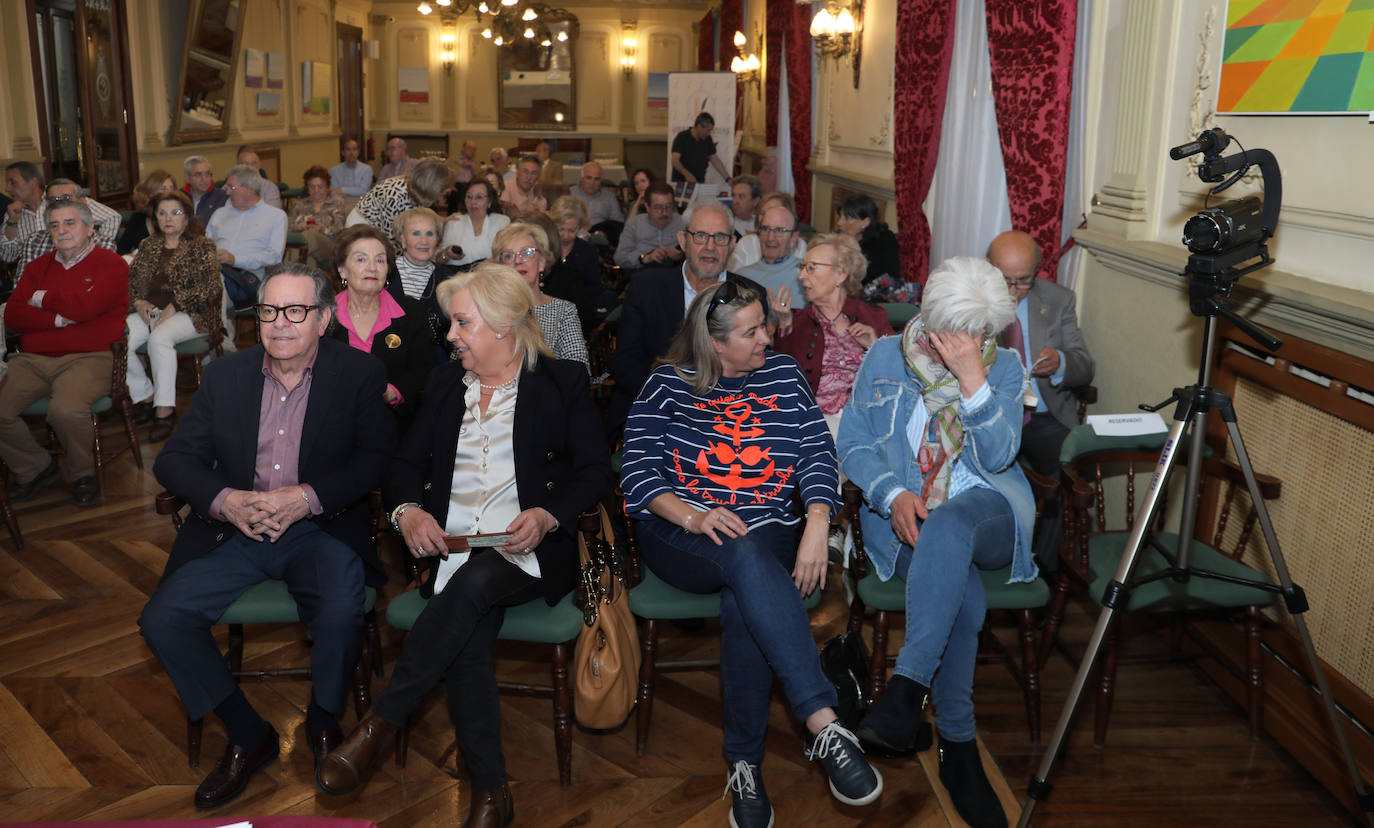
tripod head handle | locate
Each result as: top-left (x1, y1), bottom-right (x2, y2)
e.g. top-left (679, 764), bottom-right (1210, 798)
top-left (1191, 292), bottom-right (1283, 352)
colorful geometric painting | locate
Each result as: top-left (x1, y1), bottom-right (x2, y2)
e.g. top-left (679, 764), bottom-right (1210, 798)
top-left (1218, 0), bottom-right (1374, 113)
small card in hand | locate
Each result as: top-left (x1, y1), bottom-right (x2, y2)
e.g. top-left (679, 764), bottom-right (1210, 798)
top-left (444, 532), bottom-right (513, 550)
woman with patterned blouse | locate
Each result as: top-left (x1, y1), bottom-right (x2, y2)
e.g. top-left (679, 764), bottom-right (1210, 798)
top-left (347, 158), bottom-right (455, 245)
top-left (125, 190), bottom-right (222, 441)
top-left (490, 221), bottom-right (588, 372)
top-left (288, 165), bottom-right (348, 270)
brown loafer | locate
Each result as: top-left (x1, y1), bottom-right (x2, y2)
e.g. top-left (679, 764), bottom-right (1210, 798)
top-left (148, 412), bottom-right (177, 443)
top-left (463, 783), bottom-right (514, 828)
top-left (312, 726), bottom-right (344, 776)
top-left (194, 726), bottom-right (279, 809)
top-left (316, 711), bottom-right (397, 796)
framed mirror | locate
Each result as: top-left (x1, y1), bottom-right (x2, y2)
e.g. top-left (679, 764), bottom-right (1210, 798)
top-left (170, 0), bottom-right (247, 145)
top-left (498, 10), bottom-right (578, 131)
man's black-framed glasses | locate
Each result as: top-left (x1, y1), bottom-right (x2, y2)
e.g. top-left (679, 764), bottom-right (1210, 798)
top-left (255, 303), bottom-right (319, 323)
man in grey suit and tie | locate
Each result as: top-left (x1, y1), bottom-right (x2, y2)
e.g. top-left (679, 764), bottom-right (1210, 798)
top-left (988, 229), bottom-right (1095, 476)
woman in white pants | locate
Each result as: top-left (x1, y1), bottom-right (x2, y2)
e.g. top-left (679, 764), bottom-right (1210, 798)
top-left (126, 190), bottom-right (222, 441)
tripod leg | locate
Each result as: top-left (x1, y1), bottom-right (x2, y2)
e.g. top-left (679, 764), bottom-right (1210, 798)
top-left (1017, 409), bottom-right (1193, 827)
top-left (1222, 417), bottom-right (1374, 825)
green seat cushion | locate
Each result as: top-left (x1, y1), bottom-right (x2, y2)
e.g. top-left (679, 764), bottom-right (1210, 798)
top-left (856, 562), bottom-right (1048, 612)
top-left (610, 451), bottom-right (622, 476)
top-left (882, 302), bottom-right (919, 328)
top-left (23, 395), bottom-right (111, 416)
top-left (1084, 531), bottom-right (1275, 612)
top-left (1058, 424), bottom-right (1171, 466)
top-left (629, 560), bottom-right (821, 620)
top-left (286, 231), bottom-right (309, 247)
top-left (604, 305), bottom-right (622, 324)
top-left (135, 333), bottom-right (212, 356)
top-left (217, 581), bottom-right (377, 625)
top-left (387, 587), bottom-right (583, 644)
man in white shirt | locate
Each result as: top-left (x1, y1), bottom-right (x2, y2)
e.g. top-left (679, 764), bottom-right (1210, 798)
top-left (207, 165), bottom-right (287, 308)
top-left (330, 138), bottom-right (373, 198)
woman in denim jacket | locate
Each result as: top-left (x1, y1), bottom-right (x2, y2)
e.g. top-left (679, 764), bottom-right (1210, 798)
top-left (837, 256), bottom-right (1036, 828)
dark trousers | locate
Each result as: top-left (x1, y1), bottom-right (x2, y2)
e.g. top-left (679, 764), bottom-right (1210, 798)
top-left (1020, 411), bottom-right (1072, 576)
top-left (139, 521), bottom-right (365, 721)
top-left (220, 264), bottom-right (260, 309)
top-left (372, 551), bottom-right (542, 790)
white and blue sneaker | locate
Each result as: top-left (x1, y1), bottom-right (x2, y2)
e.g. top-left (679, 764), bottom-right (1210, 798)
top-left (724, 759), bottom-right (774, 828)
top-left (806, 721), bottom-right (883, 806)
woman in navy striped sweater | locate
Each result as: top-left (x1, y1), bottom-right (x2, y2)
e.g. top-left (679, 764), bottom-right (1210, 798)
top-left (621, 277), bottom-right (882, 828)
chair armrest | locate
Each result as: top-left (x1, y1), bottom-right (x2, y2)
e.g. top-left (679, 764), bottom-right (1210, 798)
top-left (1204, 457), bottom-right (1282, 500)
top-left (1072, 384), bottom-right (1097, 424)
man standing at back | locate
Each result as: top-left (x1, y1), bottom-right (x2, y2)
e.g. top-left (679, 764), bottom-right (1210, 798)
top-left (671, 112), bottom-right (729, 184)
top-left (140, 263), bottom-right (394, 809)
top-left (207, 165), bottom-right (287, 309)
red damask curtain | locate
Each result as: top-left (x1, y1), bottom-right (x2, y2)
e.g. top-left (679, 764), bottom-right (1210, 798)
top-left (698, 10), bottom-right (714, 69)
top-left (894, 0), bottom-right (957, 285)
top-left (763, 0), bottom-right (812, 222)
top-left (984, 0), bottom-right (1077, 281)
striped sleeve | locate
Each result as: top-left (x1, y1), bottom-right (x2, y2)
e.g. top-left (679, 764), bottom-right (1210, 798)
top-left (620, 368), bottom-right (677, 514)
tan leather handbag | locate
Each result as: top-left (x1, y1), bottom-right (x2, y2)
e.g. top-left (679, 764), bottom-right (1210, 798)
top-left (572, 505), bottom-right (640, 729)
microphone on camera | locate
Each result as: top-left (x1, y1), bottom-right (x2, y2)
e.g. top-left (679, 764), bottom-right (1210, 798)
top-left (1169, 128), bottom-right (1231, 160)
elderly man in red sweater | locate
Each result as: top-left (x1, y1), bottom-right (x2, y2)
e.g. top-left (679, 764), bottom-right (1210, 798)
top-left (1, 200), bottom-right (129, 506)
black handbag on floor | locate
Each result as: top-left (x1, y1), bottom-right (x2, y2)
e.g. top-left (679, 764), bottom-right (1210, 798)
top-left (819, 630), bottom-right (871, 729)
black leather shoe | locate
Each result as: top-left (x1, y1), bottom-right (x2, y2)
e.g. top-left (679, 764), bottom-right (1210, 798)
top-left (7, 460), bottom-right (61, 502)
top-left (148, 412), bottom-right (177, 443)
top-left (194, 726), bottom-right (280, 809)
top-left (130, 401), bottom-right (154, 425)
top-left (317, 711), bottom-right (398, 796)
top-left (312, 727), bottom-right (343, 776)
top-left (70, 476), bottom-right (100, 507)
top-left (938, 738), bottom-right (1007, 828)
top-left (463, 783), bottom-right (514, 828)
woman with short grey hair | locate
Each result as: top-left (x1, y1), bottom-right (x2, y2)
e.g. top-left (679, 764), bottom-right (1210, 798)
top-left (838, 255), bottom-right (1032, 828)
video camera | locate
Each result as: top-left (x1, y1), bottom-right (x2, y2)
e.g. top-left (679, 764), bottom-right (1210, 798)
top-left (1169, 128), bottom-right (1281, 287)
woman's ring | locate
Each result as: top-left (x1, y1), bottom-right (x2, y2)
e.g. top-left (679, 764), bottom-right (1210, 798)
top-left (523, 547), bottom-right (531, 554)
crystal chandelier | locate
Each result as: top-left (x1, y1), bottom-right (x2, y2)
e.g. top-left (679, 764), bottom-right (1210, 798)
top-left (416, 0), bottom-right (570, 50)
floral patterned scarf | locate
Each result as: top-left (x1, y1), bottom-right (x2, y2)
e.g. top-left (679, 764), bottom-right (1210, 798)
top-left (900, 315), bottom-right (995, 510)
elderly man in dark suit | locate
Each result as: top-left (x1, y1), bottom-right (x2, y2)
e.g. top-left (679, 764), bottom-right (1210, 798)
top-left (607, 201), bottom-right (740, 436)
top-left (987, 230), bottom-right (1095, 476)
top-left (139, 262), bottom-right (395, 809)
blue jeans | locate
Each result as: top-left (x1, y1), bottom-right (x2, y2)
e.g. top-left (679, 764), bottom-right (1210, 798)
top-left (637, 518), bottom-right (837, 763)
top-left (139, 521), bottom-right (365, 721)
top-left (892, 487), bottom-right (1014, 742)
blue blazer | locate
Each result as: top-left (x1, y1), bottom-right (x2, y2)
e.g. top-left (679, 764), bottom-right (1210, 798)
top-left (837, 336), bottom-right (1038, 584)
top-left (154, 338), bottom-right (397, 586)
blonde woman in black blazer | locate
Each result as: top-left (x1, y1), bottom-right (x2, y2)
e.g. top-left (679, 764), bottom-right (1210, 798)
top-left (319, 262), bottom-right (610, 827)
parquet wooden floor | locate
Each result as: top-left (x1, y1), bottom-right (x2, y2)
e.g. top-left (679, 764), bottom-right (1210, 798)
top-left (0, 410), bottom-right (1357, 826)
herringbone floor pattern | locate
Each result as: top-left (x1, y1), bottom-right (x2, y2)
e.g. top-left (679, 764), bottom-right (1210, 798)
top-left (0, 411), bottom-right (1353, 826)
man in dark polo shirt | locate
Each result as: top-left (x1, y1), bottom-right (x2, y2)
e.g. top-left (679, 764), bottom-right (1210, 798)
top-left (140, 262), bottom-right (395, 809)
top-left (671, 112), bottom-right (730, 183)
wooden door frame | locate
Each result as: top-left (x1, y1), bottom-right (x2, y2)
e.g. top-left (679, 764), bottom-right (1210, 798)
top-left (336, 21), bottom-right (364, 151)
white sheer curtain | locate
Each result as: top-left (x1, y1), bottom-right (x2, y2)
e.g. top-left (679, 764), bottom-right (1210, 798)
top-left (776, 52), bottom-right (795, 196)
top-left (1056, 0), bottom-right (1092, 290)
top-left (929, 0), bottom-right (1010, 267)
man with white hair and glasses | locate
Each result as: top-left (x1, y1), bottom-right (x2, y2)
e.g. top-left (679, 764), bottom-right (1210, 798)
top-left (206, 164), bottom-right (287, 308)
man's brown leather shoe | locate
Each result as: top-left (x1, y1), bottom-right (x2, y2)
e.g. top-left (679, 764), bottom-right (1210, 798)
top-left (463, 783), bottom-right (514, 828)
top-left (316, 711), bottom-right (397, 795)
top-left (311, 727), bottom-right (344, 775)
top-left (194, 726), bottom-right (279, 809)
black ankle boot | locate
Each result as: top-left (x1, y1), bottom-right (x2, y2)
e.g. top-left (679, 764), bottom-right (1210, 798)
top-left (937, 738), bottom-right (1006, 828)
top-left (854, 675), bottom-right (931, 756)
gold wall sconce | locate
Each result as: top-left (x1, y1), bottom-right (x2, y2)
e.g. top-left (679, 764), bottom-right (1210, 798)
top-left (808, 0), bottom-right (864, 89)
top-left (440, 30), bottom-right (456, 74)
top-left (621, 20), bottom-right (637, 78)
top-left (730, 29), bottom-right (762, 98)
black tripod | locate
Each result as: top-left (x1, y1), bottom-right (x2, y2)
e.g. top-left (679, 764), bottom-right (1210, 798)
top-left (1016, 277), bottom-right (1374, 827)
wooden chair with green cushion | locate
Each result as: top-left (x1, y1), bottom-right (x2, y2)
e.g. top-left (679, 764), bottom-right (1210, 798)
top-left (618, 497), bottom-right (824, 757)
top-left (154, 491), bottom-right (383, 767)
top-left (285, 231), bottom-right (310, 264)
top-left (133, 284), bottom-right (225, 390)
top-left (0, 462), bottom-right (22, 550)
top-left (22, 338), bottom-right (143, 492)
top-left (382, 510), bottom-right (603, 790)
top-left (841, 473), bottom-right (1057, 744)
top-left (1045, 449), bottom-right (1280, 747)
